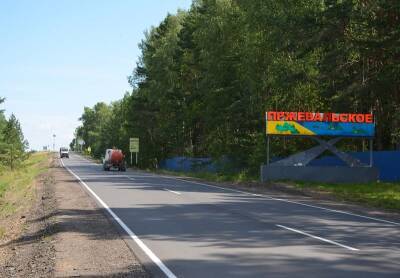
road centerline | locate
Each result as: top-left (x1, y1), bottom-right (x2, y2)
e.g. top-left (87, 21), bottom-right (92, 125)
top-left (276, 224), bottom-right (359, 251)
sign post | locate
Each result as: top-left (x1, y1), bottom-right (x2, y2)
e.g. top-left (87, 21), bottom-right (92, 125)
top-left (77, 138), bottom-right (85, 153)
top-left (129, 138), bottom-right (139, 166)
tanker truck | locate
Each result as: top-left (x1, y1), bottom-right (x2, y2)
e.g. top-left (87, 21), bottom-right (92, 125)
top-left (102, 149), bottom-right (126, 171)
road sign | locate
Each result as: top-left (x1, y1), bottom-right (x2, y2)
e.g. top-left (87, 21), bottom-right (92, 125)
top-left (266, 111), bottom-right (375, 137)
top-left (129, 138), bottom-right (139, 165)
top-left (130, 138), bottom-right (139, 153)
top-left (77, 138), bottom-right (85, 145)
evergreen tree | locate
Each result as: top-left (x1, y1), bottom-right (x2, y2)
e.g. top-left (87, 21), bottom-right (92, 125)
top-left (73, 0), bottom-right (400, 170)
top-left (1, 114), bottom-right (28, 170)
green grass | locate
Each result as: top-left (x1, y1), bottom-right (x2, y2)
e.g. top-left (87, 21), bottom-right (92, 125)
top-left (0, 226), bottom-right (5, 238)
top-left (291, 181), bottom-right (400, 211)
top-left (0, 152), bottom-right (50, 217)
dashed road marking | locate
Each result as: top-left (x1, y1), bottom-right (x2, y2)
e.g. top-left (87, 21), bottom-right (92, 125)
top-left (276, 224), bottom-right (359, 251)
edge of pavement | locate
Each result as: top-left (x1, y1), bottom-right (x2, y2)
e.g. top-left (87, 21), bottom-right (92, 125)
top-left (60, 155), bottom-right (174, 278)
top-left (51, 156), bottom-right (150, 277)
top-left (75, 152), bottom-right (400, 225)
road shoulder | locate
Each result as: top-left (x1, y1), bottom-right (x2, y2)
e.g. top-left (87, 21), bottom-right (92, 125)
top-left (53, 159), bottom-right (149, 277)
top-left (1, 156), bottom-right (149, 277)
top-left (0, 154), bottom-right (55, 277)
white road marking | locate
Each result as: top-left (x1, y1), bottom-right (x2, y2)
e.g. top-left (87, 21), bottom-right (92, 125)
top-left (161, 177), bottom-right (400, 226)
top-left (73, 154), bottom-right (400, 226)
top-left (126, 175), bottom-right (163, 178)
top-left (80, 175), bottom-right (129, 178)
top-left (276, 224), bottom-right (359, 251)
top-left (164, 189), bottom-right (181, 195)
top-left (60, 159), bottom-right (177, 278)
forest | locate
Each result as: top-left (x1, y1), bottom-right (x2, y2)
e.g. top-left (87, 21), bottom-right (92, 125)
top-left (73, 0), bottom-right (400, 173)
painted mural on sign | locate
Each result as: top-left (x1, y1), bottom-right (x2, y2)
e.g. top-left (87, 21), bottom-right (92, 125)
top-left (266, 111), bottom-right (375, 137)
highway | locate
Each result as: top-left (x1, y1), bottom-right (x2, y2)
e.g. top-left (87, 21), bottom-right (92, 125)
top-left (62, 153), bottom-right (400, 277)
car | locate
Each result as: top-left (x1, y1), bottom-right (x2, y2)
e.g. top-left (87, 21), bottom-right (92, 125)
top-left (60, 147), bottom-right (69, 158)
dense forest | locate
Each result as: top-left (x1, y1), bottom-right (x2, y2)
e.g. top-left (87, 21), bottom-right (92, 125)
top-left (73, 0), bottom-right (400, 172)
top-left (0, 98), bottom-right (29, 170)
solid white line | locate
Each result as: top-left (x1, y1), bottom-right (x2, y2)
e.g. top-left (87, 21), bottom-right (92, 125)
top-left (60, 159), bottom-right (177, 278)
top-left (164, 189), bottom-right (181, 195)
top-left (276, 224), bottom-right (359, 251)
top-left (80, 175), bottom-right (129, 178)
top-left (74, 154), bottom-right (400, 226)
top-left (161, 176), bottom-right (400, 226)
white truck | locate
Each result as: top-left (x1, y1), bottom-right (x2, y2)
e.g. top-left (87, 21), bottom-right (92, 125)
top-left (59, 147), bottom-right (69, 158)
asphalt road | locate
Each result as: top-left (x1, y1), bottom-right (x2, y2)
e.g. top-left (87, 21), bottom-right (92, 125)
top-left (62, 153), bottom-right (400, 278)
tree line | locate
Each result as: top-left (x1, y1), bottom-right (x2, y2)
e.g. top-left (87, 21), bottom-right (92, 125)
top-left (0, 98), bottom-right (29, 170)
top-left (73, 0), bottom-right (400, 173)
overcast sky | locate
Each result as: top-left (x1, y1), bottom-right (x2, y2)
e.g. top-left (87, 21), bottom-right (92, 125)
top-left (0, 0), bottom-right (192, 150)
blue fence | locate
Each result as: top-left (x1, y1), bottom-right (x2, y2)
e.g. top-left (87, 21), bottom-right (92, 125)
top-left (309, 151), bottom-right (400, 182)
top-left (159, 157), bottom-right (217, 173)
top-left (160, 151), bottom-right (400, 182)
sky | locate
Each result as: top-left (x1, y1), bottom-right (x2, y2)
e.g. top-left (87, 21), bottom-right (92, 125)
top-left (0, 0), bottom-right (192, 151)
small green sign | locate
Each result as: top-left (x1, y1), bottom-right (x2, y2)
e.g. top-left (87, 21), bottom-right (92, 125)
top-left (130, 138), bottom-right (139, 152)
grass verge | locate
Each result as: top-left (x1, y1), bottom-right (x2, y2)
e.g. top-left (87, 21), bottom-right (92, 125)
top-left (289, 181), bottom-right (400, 211)
top-left (0, 152), bottom-right (50, 218)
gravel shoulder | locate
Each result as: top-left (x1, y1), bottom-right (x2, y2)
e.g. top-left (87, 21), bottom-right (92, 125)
top-left (0, 157), bottom-right (56, 277)
top-left (53, 158), bottom-right (148, 277)
top-left (0, 157), bottom-right (149, 277)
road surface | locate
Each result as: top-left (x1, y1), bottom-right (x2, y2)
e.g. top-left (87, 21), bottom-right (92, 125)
top-left (61, 153), bottom-right (400, 277)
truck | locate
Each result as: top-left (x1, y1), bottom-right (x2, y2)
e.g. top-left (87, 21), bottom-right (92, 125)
top-left (60, 147), bottom-right (69, 158)
top-left (102, 149), bottom-right (126, 171)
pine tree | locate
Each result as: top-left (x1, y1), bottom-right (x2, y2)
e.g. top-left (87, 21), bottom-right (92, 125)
top-left (0, 114), bottom-right (28, 170)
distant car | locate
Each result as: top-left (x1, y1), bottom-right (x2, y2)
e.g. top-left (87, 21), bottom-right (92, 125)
top-left (60, 147), bottom-right (69, 158)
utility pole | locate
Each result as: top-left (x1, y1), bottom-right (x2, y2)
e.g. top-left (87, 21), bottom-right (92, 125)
top-left (53, 134), bottom-right (56, 152)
